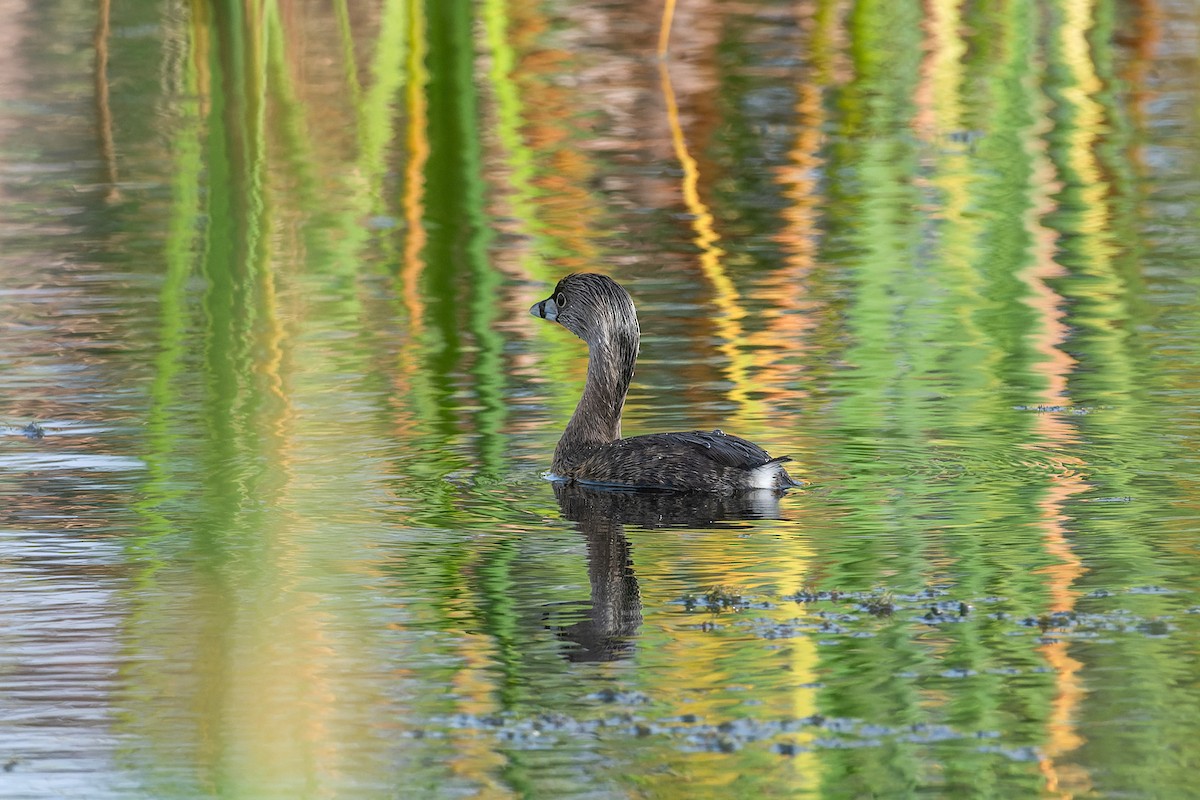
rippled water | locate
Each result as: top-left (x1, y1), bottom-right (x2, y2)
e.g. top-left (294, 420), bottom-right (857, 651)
top-left (2, 1), bottom-right (1200, 798)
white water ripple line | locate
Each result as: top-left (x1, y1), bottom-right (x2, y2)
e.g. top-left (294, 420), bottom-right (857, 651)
top-left (0, 452), bottom-right (146, 472)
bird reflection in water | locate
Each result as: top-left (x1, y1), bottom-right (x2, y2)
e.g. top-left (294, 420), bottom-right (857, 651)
top-left (548, 482), bottom-right (788, 662)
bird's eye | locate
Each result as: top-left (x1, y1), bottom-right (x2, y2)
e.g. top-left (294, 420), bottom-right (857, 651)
top-left (556, 292), bottom-right (567, 308)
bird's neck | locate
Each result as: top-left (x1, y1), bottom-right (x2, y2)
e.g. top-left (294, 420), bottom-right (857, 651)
top-left (557, 323), bottom-right (639, 454)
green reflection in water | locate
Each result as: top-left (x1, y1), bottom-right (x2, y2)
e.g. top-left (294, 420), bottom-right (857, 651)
top-left (122, 5), bottom-right (209, 793)
top-left (809, 0), bottom-right (1157, 792)
top-left (1037, 2), bottom-right (1195, 796)
top-left (406, 0), bottom-right (506, 479)
top-left (5, 0), bottom-right (1197, 798)
top-left (387, 0), bottom-right (526, 729)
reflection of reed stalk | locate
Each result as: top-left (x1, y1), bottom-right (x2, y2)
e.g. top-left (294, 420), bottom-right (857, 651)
top-left (94, 0), bottom-right (120, 203)
top-left (402, 0), bottom-right (429, 334)
top-left (657, 56), bottom-right (757, 428)
top-left (1027, 6), bottom-right (1104, 789)
top-left (658, 0), bottom-right (675, 58)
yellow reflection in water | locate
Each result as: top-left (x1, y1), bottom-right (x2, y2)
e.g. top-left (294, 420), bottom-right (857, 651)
top-left (1028, 0), bottom-right (1117, 794)
top-left (658, 56), bottom-right (760, 433)
top-left (401, 0), bottom-right (429, 335)
top-left (657, 16), bottom-right (817, 786)
top-left (657, 0), bottom-right (675, 58)
top-left (448, 632), bottom-right (508, 796)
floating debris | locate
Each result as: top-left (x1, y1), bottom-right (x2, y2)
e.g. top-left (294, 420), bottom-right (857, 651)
top-left (791, 588), bottom-right (844, 603)
top-left (589, 688), bottom-right (650, 705)
top-left (433, 708), bottom-right (1037, 762)
top-left (861, 591), bottom-right (895, 617)
top-left (1139, 619), bottom-right (1171, 637)
top-left (920, 600), bottom-right (974, 623)
top-left (1012, 405), bottom-right (1094, 415)
top-left (775, 741), bottom-right (804, 756)
top-left (0, 422), bottom-right (45, 439)
top-left (786, 586), bottom-right (950, 606)
top-left (680, 585), bottom-right (751, 613)
top-left (1021, 609), bottom-right (1175, 637)
top-left (721, 583), bottom-right (1186, 646)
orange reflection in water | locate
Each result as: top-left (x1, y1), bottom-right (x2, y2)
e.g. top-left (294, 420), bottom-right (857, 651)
top-left (658, 51), bottom-right (759, 433)
top-left (1021, 0), bottom-right (1104, 793)
top-left (401, 0), bottom-right (429, 338)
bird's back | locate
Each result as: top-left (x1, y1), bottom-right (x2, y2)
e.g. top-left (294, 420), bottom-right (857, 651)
top-left (555, 429), bottom-right (800, 494)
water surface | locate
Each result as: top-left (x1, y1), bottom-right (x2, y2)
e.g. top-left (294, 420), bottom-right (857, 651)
top-left (2, 1), bottom-right (1199, 798)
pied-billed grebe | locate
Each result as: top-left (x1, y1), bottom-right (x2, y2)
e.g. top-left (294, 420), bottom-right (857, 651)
top-left (530, 273), bottom-right (801, 494)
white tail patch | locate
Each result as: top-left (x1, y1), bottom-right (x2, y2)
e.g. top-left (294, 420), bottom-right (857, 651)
top-left (747, 460), bottom-right (792, 490)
